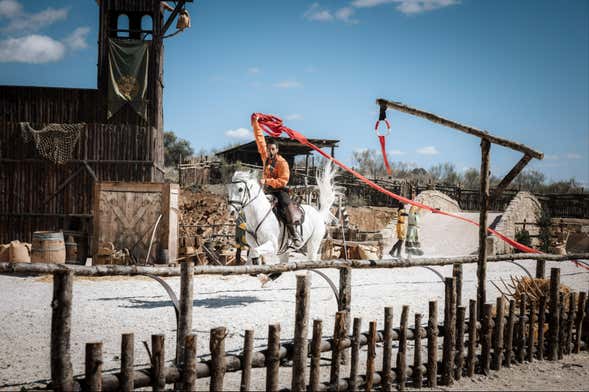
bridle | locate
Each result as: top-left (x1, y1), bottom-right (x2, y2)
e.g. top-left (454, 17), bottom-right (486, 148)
top-left (227, 179), bottom-right (262, 211)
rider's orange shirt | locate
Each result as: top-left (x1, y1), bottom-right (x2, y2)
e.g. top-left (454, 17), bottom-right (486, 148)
top-left (253, 120), bottom-right (290, 189)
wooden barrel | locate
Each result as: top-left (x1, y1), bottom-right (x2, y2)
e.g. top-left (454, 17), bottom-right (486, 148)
top-left (31, 231), bottom-right (66, 264)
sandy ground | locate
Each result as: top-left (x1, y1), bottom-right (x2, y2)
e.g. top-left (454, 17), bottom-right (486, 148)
top-left (1, 212), bottom-right (588, 390)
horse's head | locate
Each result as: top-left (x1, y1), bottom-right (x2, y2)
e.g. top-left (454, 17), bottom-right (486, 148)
top-left (226, 170), bottom-right (260, 216)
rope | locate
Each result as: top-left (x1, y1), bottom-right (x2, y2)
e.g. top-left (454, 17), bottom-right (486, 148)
top-left (252, 113), bottom-right (589, 271)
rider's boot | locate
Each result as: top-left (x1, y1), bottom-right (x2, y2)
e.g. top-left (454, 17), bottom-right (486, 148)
top-left (287, 224), bottom-right (303, 248)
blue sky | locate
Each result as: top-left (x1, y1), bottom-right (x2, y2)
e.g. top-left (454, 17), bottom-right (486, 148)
top-left (1, 0), bottom-right (588, 185)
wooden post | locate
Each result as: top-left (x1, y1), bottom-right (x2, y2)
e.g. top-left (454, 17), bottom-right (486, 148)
top-left (414, 313), bottom-right (423, 388)
top-left (366, 321), bottom-right (377, 392)
top-left (441, 277), bottom-right (456, 385)
top-left (240, 330), bottom-right (254, 392)
top-left (455, 306), bottom-right (466, 380)
top-left (574, 292), bottom-right (587, 353)
top-left (152, 335), bottom-right (165, 392)
top-left (349, 318), bottom-right (362, 392)
top-left (183, 334), bottom-right (197, 391)
top-left (85, 342), bottom-right (103, 392)
top-left (549, 268), bottom-right (560, 360)
top-left (517, 294), bottom-right (527, 363)
top-left (558, 292), bottom-right (565, 360)
top-left (535, 260), bottom-right (546, 279)
top-left (382, 307), bottom-right (394, 392)
top-left (481, 304), bottom-right (493, 375)
top-left (50, 270), bottom-right (74, 392)
top-left (176, 261), bottom-right (194, 372)
top-left (492, 296), bottom-right (505, 370)
top-left (309, 320), bottom-right (323, 392)
top-left (504, 300), bottom-right (516, 367)
top-left (453, 264), bottom-right (463, 311)
top-left (292, 274), bottom-right (311, 392)
top-left (477, 139), bottom-right (491, 320)
top-left (397, 305), bottom-right (409, 391)
top-left (537, 296), bottom-right (547, 360)
top-left (528, 296), bottom-right (536, 362)
top-left (427, 301), bottom-right (438, 388)
top-left (330, 311), bottom-right (346, 391)
top-left (210, 327), bottom-right (226, 392)
top-left (565, 292), bottom-right (576, 355)
top-left (466, 300), bottom-right (477, 377)
top-left (120, 333), bottom-right (134, 392)
top-left (266, 324), bottom-right (281, 392)
top-left (338, 267), bottom-right (352, 364)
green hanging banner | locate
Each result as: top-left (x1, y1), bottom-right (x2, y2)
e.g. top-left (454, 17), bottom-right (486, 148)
top-left (107, 38), bottom-right (150, 120)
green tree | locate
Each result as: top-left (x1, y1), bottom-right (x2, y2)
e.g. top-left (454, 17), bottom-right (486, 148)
top-left (164, 131), bottom-right (194, 167)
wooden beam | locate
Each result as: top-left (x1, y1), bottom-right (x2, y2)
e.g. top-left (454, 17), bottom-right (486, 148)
top-left (162, 0), bottom-right (187, 35)
top-left (477, 139), bottom-right (491, 320)
top-left (491, 153), bottom-right (532, 200)
top-left (376, 98), bottom-right (544, 159)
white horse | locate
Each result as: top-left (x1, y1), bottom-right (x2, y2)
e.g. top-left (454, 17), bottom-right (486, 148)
top-left (226, 162), bottom-right (337, 266)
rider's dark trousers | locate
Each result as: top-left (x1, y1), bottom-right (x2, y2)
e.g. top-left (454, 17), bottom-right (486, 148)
top-left (265, 187), bottom-right (292, 212)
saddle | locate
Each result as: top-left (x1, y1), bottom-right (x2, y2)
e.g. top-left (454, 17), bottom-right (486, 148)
top-left (267, 195), bottom-right (305, 226)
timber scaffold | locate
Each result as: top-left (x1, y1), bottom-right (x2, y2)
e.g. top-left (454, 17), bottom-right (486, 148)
top-left (2, 253), bottom-right (588, 391)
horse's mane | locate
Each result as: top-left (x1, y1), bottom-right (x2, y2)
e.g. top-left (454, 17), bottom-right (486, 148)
top-left (232, 170), bottom-right (258, 184)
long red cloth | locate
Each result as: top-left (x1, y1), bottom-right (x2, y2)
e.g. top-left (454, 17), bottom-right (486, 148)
top-left (253, 113), bottom-right (589, 267)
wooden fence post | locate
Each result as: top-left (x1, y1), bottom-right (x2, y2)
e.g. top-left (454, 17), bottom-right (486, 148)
top-left (477, 139), bottom-right (491, 320)
top-left (481, 304), bottom-right (493, 375)
top-left (51, 270), bottom-right (74, 392)
top-left (292, 273), bottom-right (311, 392)
top-left (120, 333), bottom-right (134, 392)
top-left (504, 299), bottom-right (516, 367)
top-left (240, 330), bottom-right (254, 392)
top-left (366, 321), bottom-right (377, 392)
top-left (152, 335), bottom-right (165, 392)
top-left (565, 292), bottom-right (576, 355)
top-left (527, 296), bottom-right (536, 362)
top-left (466, 300), bottom-right (477, 377)
top-left (349, 318), bottom-right (362, 392)
top-left (558, 292), bottom-right (565, 360)
top-left (183, 334), bottom-right (197, 391)
top-left (266, 324), bottom-right (281, 392)
top-left (517, 294), bottom-right (527, 363)
top-left (442, 277), bottom-right (456, 385)
top-left (492, 296), bottom-right (505, 371)
top-left (176, 261), bottom-right (194, 385)
top-left (548, 268), bottom-right (560, 360)
top-left (338, 267), bottom-right (352, 365)
top-left (85, 342), bottom-right (103, 392)
top-left (427, 301), bottom-right (438, 388)
top-left (574, 292), bottom-right (586, 353)
top-left (413, 313), bottom-right (423, 388)
top-left (397, 305), bottom-right (409, 391)
top-left (309, 320), bottom-right (323, 392)
top-left (455, 306), bottom-right (466, 380)
top-left (330, 311), bottom-right (347, 391)
top-left (535, 260), bottom-right (546, 279)
top-left (382, 307), bottom-right (394, 392)
top-left (453, 264), bottom-right (463, 312)
top-left (210, 327), bottom-right (226, 392)
top-left (537, 296), bottom-right (547, 360)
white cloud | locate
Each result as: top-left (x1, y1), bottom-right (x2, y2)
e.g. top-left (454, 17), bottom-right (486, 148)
top-left (389, 149), bottom-right (405, 155)
top-left (284, 114), bottom-right (304, 121)
top-left (247, 67), bottom-right (260, 74)
top-left (566, 153), bottom-right (582, 160)
top-left (416, 146), bottom-right (439, 155)
top-left (64, 26), bottom-right (90, 50)
top-left (351, 0), bottom-right (396, 8)
top-left (1, 3), bottom-right (69, 32)
top-left (0, 34), bottom-right (65, 63)
top-left (273, 80), bottom-right (303, 89)
top-left (0, 0), bottom-right (22, 18)
top-left (395, 0), bottom-right (459, 15)
top-left (303, 3), bottom-right (333, 22)
top-left (225, 128), bottom-right (252, 140)
top-left (335, 7), bottom-right (358, 24)
top-left (544, 154), bottom-right (559, 160)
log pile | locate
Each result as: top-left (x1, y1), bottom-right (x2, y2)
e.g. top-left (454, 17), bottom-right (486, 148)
top-left (179, 189), bottom-right (235, 238)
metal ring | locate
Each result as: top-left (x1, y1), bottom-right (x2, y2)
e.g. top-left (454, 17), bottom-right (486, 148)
top-left (374, 119), bottom-right (391, 136)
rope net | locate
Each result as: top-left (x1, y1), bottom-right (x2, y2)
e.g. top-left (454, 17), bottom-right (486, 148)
top-left (20, 122), bottom-right (84, 164)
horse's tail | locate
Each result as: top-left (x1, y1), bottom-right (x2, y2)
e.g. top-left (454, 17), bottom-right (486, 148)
top-left (316, 160), bottom-right (338, 224)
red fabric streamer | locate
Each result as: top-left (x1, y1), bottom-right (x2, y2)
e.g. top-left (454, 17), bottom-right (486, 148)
top-left (378, 135), bottom-right (392, 176)
top-left (252, 113), bottom-right (587, 268)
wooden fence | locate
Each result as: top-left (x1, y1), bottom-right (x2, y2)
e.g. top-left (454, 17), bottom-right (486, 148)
top-left (2, 253), bottom-right (588, 391)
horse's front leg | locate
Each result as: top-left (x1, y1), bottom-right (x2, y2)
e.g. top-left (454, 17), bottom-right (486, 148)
top-left (248, 240), bottom-right (277, 263)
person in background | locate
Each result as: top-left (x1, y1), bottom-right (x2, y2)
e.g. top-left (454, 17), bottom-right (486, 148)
top-left (406, 205), bottom-right (424, 256)
top-left (389, 205), bottom-right (407, 257)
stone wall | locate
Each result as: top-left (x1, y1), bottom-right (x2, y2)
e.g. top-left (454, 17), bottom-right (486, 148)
top-left (492, 191), bottom-right (542, 254)
top-left (414, 190), bottom-right (461, 214)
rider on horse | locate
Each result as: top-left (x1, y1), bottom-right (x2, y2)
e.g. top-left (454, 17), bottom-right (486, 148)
top-left (251, 115), bottom-right (303, 248)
